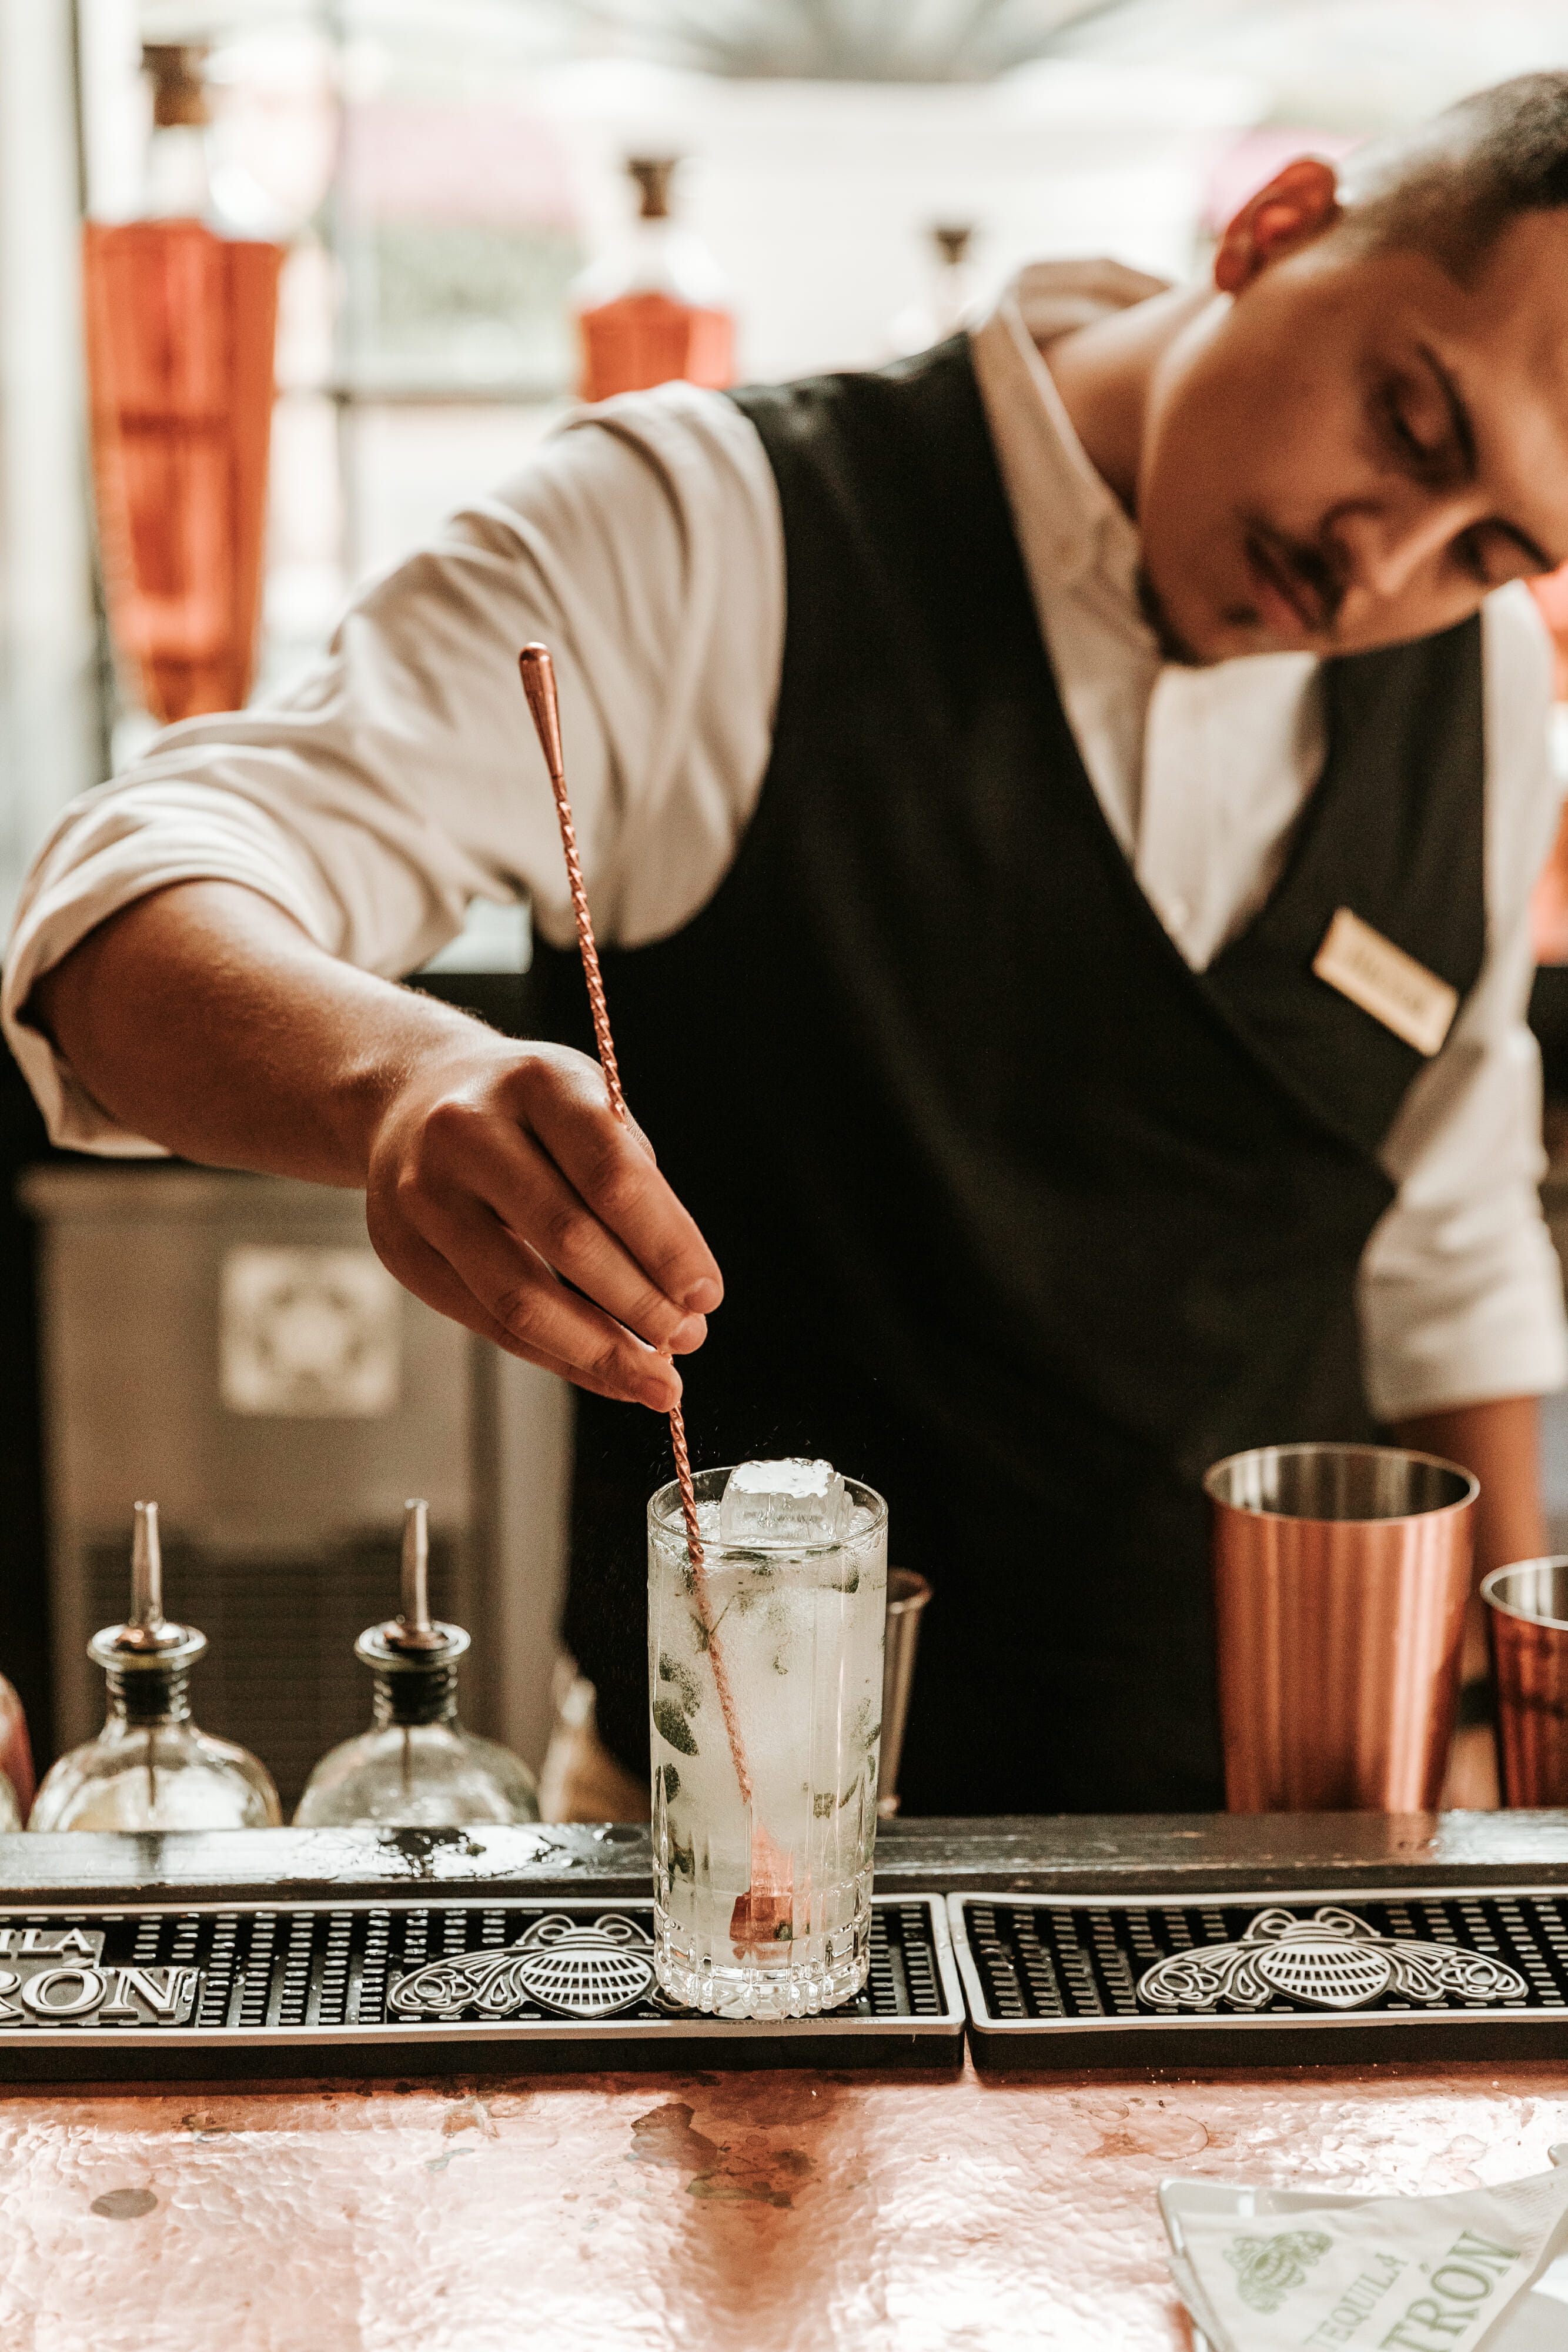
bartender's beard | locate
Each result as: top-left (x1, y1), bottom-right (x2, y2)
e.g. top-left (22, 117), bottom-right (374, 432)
top-left (1135, 564), bottom-right (1207, 666)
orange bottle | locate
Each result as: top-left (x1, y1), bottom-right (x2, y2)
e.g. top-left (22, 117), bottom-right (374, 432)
top-left (573, 157), bottom-right (733, 405)
top-left (82, 45), bottom-right (284, 723)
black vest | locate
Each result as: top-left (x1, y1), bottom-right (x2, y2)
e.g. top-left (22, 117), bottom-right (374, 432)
top-left (540, 338), bottom-right (1487, 1815)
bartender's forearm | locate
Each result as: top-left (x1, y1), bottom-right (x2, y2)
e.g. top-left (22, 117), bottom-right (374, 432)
top-left (26, 881), bottom-right (721, 1408)
top-left (1390, 1394), bottom-right (1546, 1587)
top-left (1391, 1394), bottom-right (1544, 1809)
top-left (31, 880), bottom-right (474, 1184)
top-left (1392, 1391), bottom-right (1544, 1715)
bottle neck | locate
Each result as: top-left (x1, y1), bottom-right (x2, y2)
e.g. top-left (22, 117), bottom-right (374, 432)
top-left (373, 1665), bottom-right (460, 1729)
top-left (574, 220), bottom-right (730, 316)
top-left (106, 1666), bottom-right (190, 1728)
top-left (142, 123), bottom-right (211, 220)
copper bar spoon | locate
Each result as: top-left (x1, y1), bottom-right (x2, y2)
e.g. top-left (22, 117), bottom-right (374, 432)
top-left (518, 643), bottom-right (790, 1942)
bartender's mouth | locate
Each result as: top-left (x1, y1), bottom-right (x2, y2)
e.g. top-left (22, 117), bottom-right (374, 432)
top-left (1240, 527), bottom-right (1342, 643)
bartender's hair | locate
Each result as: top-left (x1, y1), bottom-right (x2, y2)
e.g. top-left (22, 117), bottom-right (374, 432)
top-left (1341, 72), bottom-right (1568, 279)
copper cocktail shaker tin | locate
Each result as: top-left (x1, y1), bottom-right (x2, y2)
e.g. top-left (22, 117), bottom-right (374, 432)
top-left (1481, 1559), bottom-right (1568, 1806)
top-left (1205, 1443), bottom-right (1476, 1812)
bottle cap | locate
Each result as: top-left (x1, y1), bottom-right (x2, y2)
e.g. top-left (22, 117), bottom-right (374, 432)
top-left (142, 45), bottom-right (210, 131)
top-left (627, 158), bottom-right (678, 220)
top-left (88, 1501), bottom-right (206, 1676)
top-left (931, 224), bottom-right (974, 268)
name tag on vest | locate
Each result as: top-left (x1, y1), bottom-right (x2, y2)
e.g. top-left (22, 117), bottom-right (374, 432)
top-left (1312, 907), bottom-right (1458, 1057)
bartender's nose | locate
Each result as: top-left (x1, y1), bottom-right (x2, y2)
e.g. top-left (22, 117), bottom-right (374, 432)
top-left (1329, 492), bottom-right (1470, 607)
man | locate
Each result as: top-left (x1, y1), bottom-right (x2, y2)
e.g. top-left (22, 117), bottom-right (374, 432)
top-left (8, 76), bottom-right (1568, 1815)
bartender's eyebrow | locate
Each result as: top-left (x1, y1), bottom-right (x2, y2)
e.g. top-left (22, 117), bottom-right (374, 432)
top-left (1420, 341), bottom-right (1559, 574)
top-left (1418, 343), bottom-right (1476, 476)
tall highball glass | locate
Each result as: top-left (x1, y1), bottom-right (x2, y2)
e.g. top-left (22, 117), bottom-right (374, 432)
top-left (647, 1466), bottom-right (888, 2020)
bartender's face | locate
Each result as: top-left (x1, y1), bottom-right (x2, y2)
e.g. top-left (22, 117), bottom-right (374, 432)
top-left (1139, 161), bottom-right (1568, 662)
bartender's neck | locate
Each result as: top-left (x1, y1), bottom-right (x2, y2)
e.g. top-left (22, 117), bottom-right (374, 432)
top-left (1042, 283), bottom-right (1214, 520)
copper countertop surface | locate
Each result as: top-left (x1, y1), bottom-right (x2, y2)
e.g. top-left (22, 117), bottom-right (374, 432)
top-left (6, 1812), bottom-right (1568, 2346)
top-left (4, 2059), bottom-right (1567, 2347)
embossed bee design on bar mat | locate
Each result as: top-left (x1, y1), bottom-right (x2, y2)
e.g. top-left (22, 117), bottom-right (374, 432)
top-left (949, 1887), bottom-right (1568, 2068)
top-left (0, 1897), bottom-right (964, 2082)
top-left (388, 1912), bottom-right (660, 2022)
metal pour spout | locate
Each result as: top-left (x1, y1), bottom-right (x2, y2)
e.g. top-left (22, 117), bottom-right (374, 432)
top-left (387, 1499), bottom-right (444, 1654)
top-left (355, 1497), bottom-right (468, 1698)
top-left (130, 1500), bottom-right (163, 1636)
top-left (109, 1500), bottom-right (187, 1658)
top-left (89, 1499), bottom-right (205, 1675)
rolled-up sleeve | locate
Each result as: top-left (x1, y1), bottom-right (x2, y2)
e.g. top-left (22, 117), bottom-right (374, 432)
top-left (1358, 583), bottom-right (1568, 1419)
top-left (2, 763), bottom-right (422, 1152)
top-left (2, 381), bottom-right (783, 1155)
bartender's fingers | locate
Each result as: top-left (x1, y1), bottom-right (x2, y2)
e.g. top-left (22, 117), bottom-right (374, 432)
top-left (369, 1200), bottom-right (682, 1409)
top-left (420, 1103), bottom-right (709, 1359)
top-left (407, 1182), bottom-right (686, 1406)
top-left (513, 1052), bottom-right (724, 1315)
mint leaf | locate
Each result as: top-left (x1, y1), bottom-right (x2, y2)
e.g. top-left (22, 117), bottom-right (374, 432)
top-left (658, 1653), bottom-right (700, 1709)
top-left (652, 1699), bottom-right (698, 1756)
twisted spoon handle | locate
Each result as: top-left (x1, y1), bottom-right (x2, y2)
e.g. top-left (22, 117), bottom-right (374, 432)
top-left (517, 642), bottom-right (753, 1808)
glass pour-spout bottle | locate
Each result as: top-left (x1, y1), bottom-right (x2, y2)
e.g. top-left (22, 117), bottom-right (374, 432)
top-left (294, 1500), bottom-right (539, 1827)
top-left (573, 156), bottom-right (734, 405)
top-left (28, 1502), bottom-right (281, 1830)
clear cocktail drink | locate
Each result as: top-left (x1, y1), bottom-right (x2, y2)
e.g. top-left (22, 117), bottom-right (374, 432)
top-left (647, 1462), bottom-right (888, 2018)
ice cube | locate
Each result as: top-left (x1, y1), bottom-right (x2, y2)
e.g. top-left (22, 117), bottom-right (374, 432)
top-left (720, 1458), bottom-right (845, 1546)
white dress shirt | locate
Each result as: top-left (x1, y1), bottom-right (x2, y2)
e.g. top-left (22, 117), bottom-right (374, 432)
top-left (6, 262), bottom-right (1566, 1421)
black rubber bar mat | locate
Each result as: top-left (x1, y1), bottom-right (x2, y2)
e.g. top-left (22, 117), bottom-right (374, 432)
top-left (0, 1894), bottom-right (963, 2080)
top-left (950, 1886), bottom-right (1568, 2067)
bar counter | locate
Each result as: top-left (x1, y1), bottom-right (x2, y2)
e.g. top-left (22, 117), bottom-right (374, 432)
top-left (5, 1812), bottom-right (1568, 2348)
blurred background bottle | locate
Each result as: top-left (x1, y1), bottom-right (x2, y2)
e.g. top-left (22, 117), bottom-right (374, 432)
top-left (0, 1671), bottom-right (34, 1829)
top-left (28, 1502), bottom-right (280, 1830)
top-left (81, 42), bottom-right (285, 724)
top-left (572, 155), bottom-right (733, 404)
top-left (294, 1498), bottom-right (539, 1828)
top-left (888, 222), bottom-right (977, 356)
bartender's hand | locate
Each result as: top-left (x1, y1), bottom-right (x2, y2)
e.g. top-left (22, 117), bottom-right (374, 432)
top-left (364, 1033), bottom-right (718, 1407)
top-left (28, 880), bottom-right (722, 1411)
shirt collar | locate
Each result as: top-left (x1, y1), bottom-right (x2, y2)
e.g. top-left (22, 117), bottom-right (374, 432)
top-left (969, 259), bottom-right (1168, 606)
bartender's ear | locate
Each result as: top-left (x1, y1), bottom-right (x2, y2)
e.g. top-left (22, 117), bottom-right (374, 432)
top-left (1213, 156), bottom-right (1342, 295)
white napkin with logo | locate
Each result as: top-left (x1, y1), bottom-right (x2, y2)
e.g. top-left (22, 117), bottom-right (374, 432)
top-left (1164, 2164), bottom-right (1568, 2352)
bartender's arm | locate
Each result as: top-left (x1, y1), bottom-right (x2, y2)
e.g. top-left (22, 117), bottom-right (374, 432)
top-left (1393, 1396), bottom-right (1546, 1592)
top-left (27, 877), bottom-right (719, 1412)
top-left (6, 386), bottom-right (780, 1414)
top-left (1394, 1394), bottom-right (1543, 1806)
